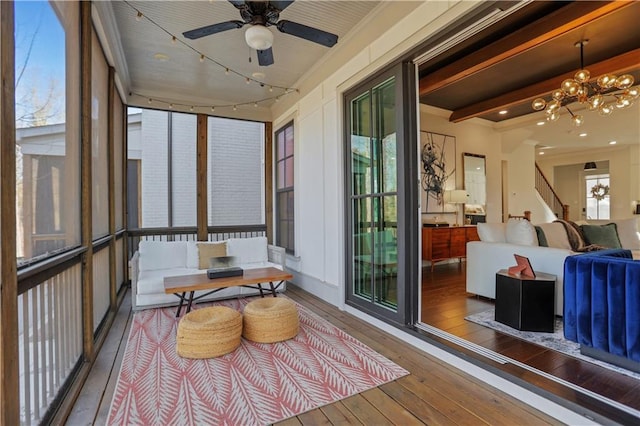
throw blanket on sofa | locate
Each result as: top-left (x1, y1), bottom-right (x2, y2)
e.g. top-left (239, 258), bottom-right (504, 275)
top-left (554, 219), bottom-right (605, 252)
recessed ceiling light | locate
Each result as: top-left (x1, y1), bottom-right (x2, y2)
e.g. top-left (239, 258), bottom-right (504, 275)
top-left (539, 151), bottom-right (545, 155)
top-left (536, 121), bottom-right (545, 126)
top-left (498, 110), bottom-right (508, 115)
top-left (154, 53), bottom-right (169, 61)
top-left (579, 132), bottom-right (588, 137)
top-left (609, 140), bottom-right (617, 145)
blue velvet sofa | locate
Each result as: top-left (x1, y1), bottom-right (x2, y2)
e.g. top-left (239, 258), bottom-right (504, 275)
top-left (563, 249), bottom-right (640, 371)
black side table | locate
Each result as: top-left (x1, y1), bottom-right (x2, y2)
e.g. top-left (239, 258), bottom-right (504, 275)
top-left (495, 269), bottom-right (556, 332)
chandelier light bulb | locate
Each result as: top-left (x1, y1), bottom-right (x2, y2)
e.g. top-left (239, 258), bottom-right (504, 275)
top-left (626, 87), bottom-right (640, 99)
top-left (547, 111), bottom-right (560, 122)
top-left (598, 103), bottom-right (614, 116)
top-left (561, 79), bottom-right (580, 96)
top-left (546, 99), bottom-right (561, 112)
top-left (615, 74), bottom-right (635, 90)
top-left (574, 69), bottom-right (590, 83)
top-left (597, 74), bottom-right (617, 89)
top-left (532, 98), bottom-right (547, 111)
top-left (571, 114), bottom-right (584, 127)
top-left (551, 90), bottom-right (565, 101)
top-left (616, 96), bottom-right (632, 109)
top-left (587, 94), bottom-right (603, 111)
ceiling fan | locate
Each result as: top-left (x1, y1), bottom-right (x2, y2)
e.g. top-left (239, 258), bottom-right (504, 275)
top-left (182, 0), bottom-right (338, 67)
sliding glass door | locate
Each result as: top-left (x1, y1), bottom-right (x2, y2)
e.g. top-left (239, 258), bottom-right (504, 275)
top-left (345, 63), bottom-right (418, 324)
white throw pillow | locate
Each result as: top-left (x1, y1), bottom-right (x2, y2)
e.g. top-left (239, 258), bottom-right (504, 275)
top-left (611, 218), bottom-right (640, 250)
top-left (506, 218), bottom-right (538, 246)
top-left (536, 222), bottom-right (572, 250)
top-left (138, 241), bottom-right (188, 271)
top-left (477, 223), bottom-right (507, 243)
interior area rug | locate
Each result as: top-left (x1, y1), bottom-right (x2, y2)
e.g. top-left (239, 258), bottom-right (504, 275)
top-left (465, 308), bottom-right (640, 380)
top-left (107, 297), bottom-right (408, 426)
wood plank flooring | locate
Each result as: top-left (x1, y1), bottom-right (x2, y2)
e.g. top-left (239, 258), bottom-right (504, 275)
top-left (68, 285), bottom-right (568, 425)
top-left (421, 262), bottom-right (640, 422)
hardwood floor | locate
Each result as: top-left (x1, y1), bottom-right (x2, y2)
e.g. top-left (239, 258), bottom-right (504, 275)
top-left (421, 262), bottom-right (640, 422)
top-left (67, 286), bottom-right (573, 425)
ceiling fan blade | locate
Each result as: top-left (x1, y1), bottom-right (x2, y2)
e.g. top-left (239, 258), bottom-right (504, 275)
top-left (269, 1), bottom-right (294, 12)
top-left (276, 20), bottom-right (337, 47)
top-left (257, 47), bottom-right (274, 66)
top-left (183, 20), bottom-right (244, 40)
top-left (227, 0), bottom-right (248, 9)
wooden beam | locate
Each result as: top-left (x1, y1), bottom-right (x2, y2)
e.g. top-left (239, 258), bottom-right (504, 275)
top-left (265, 122), bottom-right (273, 243)
top-left (420, 1), bottom-right (629, 96)
top-left (0, 2), bottom-right (20, 424)
top-left (450, 48), bottom-right (640, 122)
top-left (80, 0), bottom-right (94, 361)
top-left (108, 67), bottom-right (117, 312)
top-left (196, 114), bottom-right (208, 241)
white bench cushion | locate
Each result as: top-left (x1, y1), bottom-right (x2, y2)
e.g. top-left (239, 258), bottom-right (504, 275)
top-left (139, 241), bottom-right (188, 271)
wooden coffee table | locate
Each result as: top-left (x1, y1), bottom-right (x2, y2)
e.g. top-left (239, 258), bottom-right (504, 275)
top-left (164, 267), bottom-right (293, 317)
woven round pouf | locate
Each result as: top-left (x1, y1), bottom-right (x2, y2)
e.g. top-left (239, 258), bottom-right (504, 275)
top-left (242, 298), bottom-right (299, 343)
top-left (176, 306), bottom-right (242, 359)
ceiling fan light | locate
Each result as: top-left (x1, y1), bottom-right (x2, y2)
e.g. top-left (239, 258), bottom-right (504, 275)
top-left (574, 69), bottom-right (590, 83)
top-left (597, 74), bottom-right (617, 89)
top-left (561, 78), bottom-right (580, 96)
top-left (615, 74), bottom-right (635, 90)
top-left (532, 98), bottom-right (547, 110)
top-left (245, 25), bottom-right (273, 50)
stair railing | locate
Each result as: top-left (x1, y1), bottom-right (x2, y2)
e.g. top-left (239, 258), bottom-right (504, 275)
top-left (535, 163), bottom-right (569, 220)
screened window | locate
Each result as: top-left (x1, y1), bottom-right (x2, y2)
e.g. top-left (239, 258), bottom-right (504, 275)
top-left (15, 0), bottom-right (80, 265)
top-left (127, 108), bottom-right (197, 228)
top-left (586, 174), bottom-right (610, 220)
top-left (207, 116), bottom-right (265, 226)
top-left (275, 121), bottom-right (294, 253)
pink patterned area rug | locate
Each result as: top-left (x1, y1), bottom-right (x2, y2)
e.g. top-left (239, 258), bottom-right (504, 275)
top-left (107, 297), bottom-right (408, 425)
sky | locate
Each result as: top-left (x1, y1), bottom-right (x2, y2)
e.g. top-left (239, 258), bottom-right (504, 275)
top-left (15, 0), bottom-right (66, 127)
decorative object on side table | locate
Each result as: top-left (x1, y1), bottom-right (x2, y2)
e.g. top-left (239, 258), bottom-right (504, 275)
top-left (207, 255), bottom-right (243, 279)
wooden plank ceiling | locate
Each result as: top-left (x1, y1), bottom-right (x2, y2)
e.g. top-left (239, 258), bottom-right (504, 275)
top-left (419, 1), bottom-right (640, 123)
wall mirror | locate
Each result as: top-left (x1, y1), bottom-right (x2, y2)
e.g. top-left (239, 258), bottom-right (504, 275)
top-left (463, 153), bottom-right (486, 224)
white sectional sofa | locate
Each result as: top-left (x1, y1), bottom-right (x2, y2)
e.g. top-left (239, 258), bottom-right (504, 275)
top-left (130, 236), bottom-right (286, 311)
top-left (466, 217), bottom-right (640, 316)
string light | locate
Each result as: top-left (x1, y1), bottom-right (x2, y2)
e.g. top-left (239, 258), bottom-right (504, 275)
top-left (171, 35), bottom-right (177, 45)
top-left (225, 68), bottom-right (230, 75)
top-left (199, 54), bottom-right (205, 63)
top-left (135, 11), bottom-right (143, 21)
top-left (269, 86), bottom-right (273, 92)
top-left (130, 90), bottom-right (296, 113)
top-left (246, 77), bottom-right (251, 84)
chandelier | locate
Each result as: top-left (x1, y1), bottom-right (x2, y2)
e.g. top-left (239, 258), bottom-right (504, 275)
top-left (531, 40), bottom-right (639, 126)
